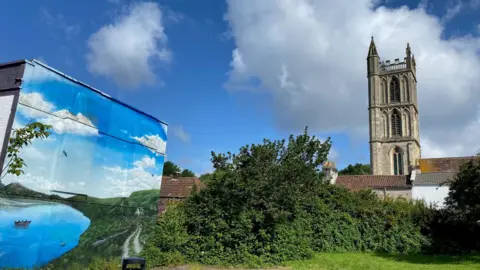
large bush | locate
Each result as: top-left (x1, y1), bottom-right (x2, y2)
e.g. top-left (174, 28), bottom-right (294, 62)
top-left (424, 154), bottom-right (480, 254)
top-left (147, 129), bottom-right (429, 267)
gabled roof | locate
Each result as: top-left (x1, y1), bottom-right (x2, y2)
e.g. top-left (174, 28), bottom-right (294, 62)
top-left (419, 156), bottom-right (475, 173)
top-left (414, 172), bottom-right (456, 186)
top-left (336, 175), bottom-right (410, 191)
top-left (160, 177), bottom-right (203, 198)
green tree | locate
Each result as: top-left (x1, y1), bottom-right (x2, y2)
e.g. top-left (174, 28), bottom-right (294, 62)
top-left (163, 161), bottom-right (181, 177)
top-left (147, 128), bottom-right (428, 267)
top-left (444, 154), bottom-right (480, 221)
top-left (180, 169), bottom-right (196, 177)
top-left (338, 163), bottom-right (371, 175)
top-left (198, 172), bottom-right (212, 182)
top-left (425, 154), bottom-right (480, 254)
top-left (182, 127), bottom-right (332, 263)
top-left (0, 122), bottom-right (52, 181)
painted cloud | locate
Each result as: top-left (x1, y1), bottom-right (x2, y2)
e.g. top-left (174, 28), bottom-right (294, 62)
top-left (131, 134), bottom-right (166, 155)
top-left (103, 155), bottom-right (161, 197)
top-left (17, 92), bottom-right (98, 136)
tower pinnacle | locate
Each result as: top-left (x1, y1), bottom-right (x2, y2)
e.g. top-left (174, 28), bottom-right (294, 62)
top-left (367, 36), bottom-right (378, 57)
top-left (406, 42), bottom-right (412, 58)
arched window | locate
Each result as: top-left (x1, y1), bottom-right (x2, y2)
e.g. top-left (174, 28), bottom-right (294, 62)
top-left (390, 77), bottom-right (400, 103)
top-left (393, 147), bottom-right (403, 175)
top-left (391, 110), bottom-right (402, 136)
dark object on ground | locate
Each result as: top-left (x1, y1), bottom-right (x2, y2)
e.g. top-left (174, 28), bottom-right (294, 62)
top-left (122, 257), bottom-right (146, 270)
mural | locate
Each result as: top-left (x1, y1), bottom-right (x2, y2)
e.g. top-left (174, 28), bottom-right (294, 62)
top-left (0, 61), bottom-right (167, 269)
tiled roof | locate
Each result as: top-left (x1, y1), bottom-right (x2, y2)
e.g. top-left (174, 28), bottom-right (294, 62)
top-left (419, 156), bottom-right (474, 173)
top-left (414, 172), bottom-right (456, 185)
top-left (160, 177), bottom-right (203, 198)
top-left (336, 175), bottom-right (410, 191)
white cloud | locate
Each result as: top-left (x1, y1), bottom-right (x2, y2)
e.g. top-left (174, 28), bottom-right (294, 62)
top-left (17, 92), bottom-right (98, 136)
top-left (6, 173), bottom-right (65, 195)
top-left (442, 0), bottom-right (463, 22)
top-left (225, 0), bottom-right (480, 159)
top-left (41, 8), bottom-right (80, 39)
top-left (133, 156), bottom-right (156, 169)
top-left (86, 2), bottom-right (171, 88)
top-left (171, 125), bottom-right (190, 143)
top-left (44, 110), bottom-right (98, 136)
top-left (22, 146), bottom-right (46, 161)
top-left (131, 134), bottom-right (166, 155)
top-left (103, 156), bottom-right (161, 197)
top-left (18, 92), bottom-right (55, 118)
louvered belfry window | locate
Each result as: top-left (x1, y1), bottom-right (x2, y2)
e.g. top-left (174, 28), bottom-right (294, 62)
top-left (391, 110), bottom-right (402, 136)
top-left (390, 77), bottom-right (400, 103)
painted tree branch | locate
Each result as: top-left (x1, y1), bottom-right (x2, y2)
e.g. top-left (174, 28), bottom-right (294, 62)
top-left (0, 122), bottom-right (52, 181)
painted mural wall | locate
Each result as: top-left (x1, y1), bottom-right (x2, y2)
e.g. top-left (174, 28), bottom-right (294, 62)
top-left (0, 61), bottom-right (168, 269)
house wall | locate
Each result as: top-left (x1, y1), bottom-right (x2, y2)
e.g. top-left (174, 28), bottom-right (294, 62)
top-left (0, 91), bottom-right (18, 172)
top-left (373, 188), bottom-right (412, 199)
top-left (412, 185), bottom-right (449, 208)
top-left (0, 61), bottom-right (24, 174)
top-left (0, 60), bottom-right (168, 269)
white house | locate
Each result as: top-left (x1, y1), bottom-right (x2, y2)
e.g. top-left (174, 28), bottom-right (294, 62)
top-left (411, 172), bottom-right (455, 208)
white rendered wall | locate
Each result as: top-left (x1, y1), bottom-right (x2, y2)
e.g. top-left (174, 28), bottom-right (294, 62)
top-left (412, 185), bottom-right (449, 208)
top-left (0, 93), bottom-right (15, 158)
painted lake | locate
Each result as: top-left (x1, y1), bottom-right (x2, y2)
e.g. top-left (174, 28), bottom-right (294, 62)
top-left (0, 198), bottom-right (91, 269)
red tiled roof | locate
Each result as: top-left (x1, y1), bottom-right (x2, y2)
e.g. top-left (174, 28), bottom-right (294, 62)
top-left (160, 177), bottom-right (204, 198)
top-left (336, 175), bottom-right (410, 191)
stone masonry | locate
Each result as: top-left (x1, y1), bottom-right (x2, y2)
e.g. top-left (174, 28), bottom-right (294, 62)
top-left (367, 37), bottom-right (421, 175)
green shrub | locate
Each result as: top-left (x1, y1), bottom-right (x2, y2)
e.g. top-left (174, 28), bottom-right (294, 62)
top-left (147, 128), bottom-right (430, 267)
top-left (423, 154), bottom-right (480, 254)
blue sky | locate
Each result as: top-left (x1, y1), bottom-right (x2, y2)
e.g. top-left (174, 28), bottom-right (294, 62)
top-left (4, 63), bottom-right (167, 198)
top-left (1, 0), bottom-right (480, 175)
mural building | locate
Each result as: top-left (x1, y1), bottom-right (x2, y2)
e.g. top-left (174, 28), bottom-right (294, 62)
top-left (0, 60), bottom-right (168, 268)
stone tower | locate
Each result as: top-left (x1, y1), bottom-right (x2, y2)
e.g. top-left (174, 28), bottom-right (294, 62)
top-left (367, 37), bottom-right (421, 175)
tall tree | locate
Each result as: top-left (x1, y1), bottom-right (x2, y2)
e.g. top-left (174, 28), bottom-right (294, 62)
top-left (180, 169), bottom-right (196, 177)
top-left (163, 161), bottom-right (181, 177)
top-left (444, 154), bottom-right (480, 221)
top-left (338, 163), bottom-right (371, 175)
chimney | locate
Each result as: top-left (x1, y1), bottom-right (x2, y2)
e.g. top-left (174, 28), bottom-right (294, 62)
top-left (409, 165), bottom-right (421, 185)
top-left (323, 161), bottom-right (338, 184)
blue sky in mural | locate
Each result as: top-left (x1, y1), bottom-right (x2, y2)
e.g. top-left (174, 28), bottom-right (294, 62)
top-left (2, 63), bottom-right (166, 198)
top-left (1, 0), bottom-right (480, 174)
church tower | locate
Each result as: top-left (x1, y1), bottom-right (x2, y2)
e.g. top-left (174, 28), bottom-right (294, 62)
top-left (367, 37), bottom-right (421, 175)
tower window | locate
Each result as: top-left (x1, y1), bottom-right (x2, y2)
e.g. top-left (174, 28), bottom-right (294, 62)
top-left (391, 110), bottom-right (402, 136)
top-left (393, 147), bottom-right (403, 175)
top-left (390, 77), bottom-right (400, 103)
top-left (382, 81), bottom-right (388, 104)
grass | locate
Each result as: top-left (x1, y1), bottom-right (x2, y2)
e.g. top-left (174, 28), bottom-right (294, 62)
top-left (153, 253), bottom-right (480, 270)
top-left (286, 253), bottom-right (480, 270)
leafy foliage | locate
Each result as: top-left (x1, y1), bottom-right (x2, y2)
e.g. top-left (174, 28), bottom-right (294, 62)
top-left (181, 169), bottom-right (196, 177)
top-left (163, 161), bottom-right (181, 177)
top-left (425, 154), bottom-right (480, 254)
top-left (338, 163), bottom-right (371, 175)
top-left (0, 122), bottom-right (52, 180)
top-left (444, 154), bottom-right (480, 221)
top-left (146, 128), bottom-right (429, 267)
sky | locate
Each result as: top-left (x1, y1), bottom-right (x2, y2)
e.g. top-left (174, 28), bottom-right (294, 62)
top-left (1, 0), bottom-right (480, 175)
top-left (2, 62), bottom-right (167, 199)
